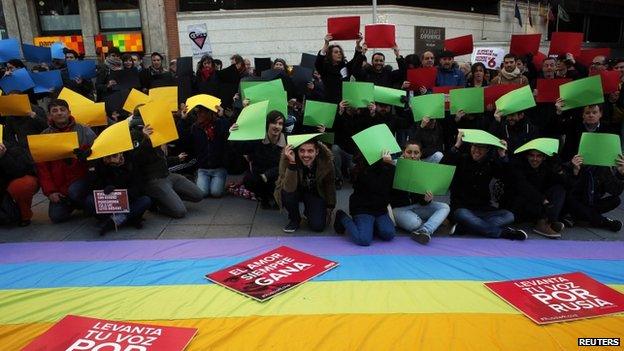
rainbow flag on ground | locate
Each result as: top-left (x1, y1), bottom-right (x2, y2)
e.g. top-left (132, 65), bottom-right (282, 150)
top-left (0, 237), bottom-right (622, 350)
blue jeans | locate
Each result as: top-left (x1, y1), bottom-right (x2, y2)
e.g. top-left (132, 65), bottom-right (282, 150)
top-left (341, 213), bottom-right (396, 246)
top-left (393, 201), bottom-right (450, 234)
top-left (281, 190), bottom-right (327, 232)
top-left (196, 168), bottom-right (227, 198)
top-left (423, 151), bottom-right (443, 164)
top-left (452, 208), bottom-right (514, 238)
top-left (48, 178), bottom-right (90, 223)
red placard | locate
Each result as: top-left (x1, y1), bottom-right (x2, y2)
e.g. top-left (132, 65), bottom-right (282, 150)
top-left (548, 32), bottom-right (583, 58)
top-left (484, 84), bottom-right (522, 107)
top-left (536, 78), bottom-right (571, 103)
top-left (22, 315), bottom-right (197, 351)
top-left (364, 24), bottom-right (396, 48)
top-left (444, 35), bottom-right (474, 56)
top-left (598, 70), bottom-right (621, 94)
top-left (206, 246), bottom-right (338, 302)
top-left (578, 48), bottom-right (612, 67)
top-left (485, 272), bottom-right (624, 325)
top-left (510, 34), bottom-right (541, 57)
top-left (433, 86), bottom-right (461, 110)
top-left (407, 67), bottom-right (438, 90)
top-left (94, 189), bottom-right (130, 214)
top-left (327, 16), bottom-right (360, 40)
top-left (532, 51), bottom-right (548, 71)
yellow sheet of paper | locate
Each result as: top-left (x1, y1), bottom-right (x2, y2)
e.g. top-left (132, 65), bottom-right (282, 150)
top-left (139, 101), bottom-right (179, 147)
top-left (186, 94), bottom-right (221, 112)
top-left (149, 86), bottom-right (178, 112)
top-left (0, 94), bottom-right (32, 116)
top-left (88, 120), bottom-right (134, 160)
top-left (58, 87), bottom-right (93, 105)
top-left (27, 132), bottom-right (79, 163)
top-left (70, 102), bottom-right (108, 127)
top-left (123, 88), bottom-right (151, 113)
top-left (0, 125), bottom-right (3, 142)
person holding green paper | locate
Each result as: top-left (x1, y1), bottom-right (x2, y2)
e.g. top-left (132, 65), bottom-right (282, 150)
top-left (334, 150), bottom-right (396, 246)
top-left (563, 153), bottom-right (624, 232)
top-left (235, 111), bottom-right (287, 209)
top-left (441, 132), bottom-right (528, 240)
top-left (390, 140), bottom-right (451, 244)
top-left (490, 109), bottom-right (539, 153)
top-left (502, 148), bottom-right (567, 238)
top-left (274, 139), bottom-right (335, 233)
top-left (408, 117), bottom-right (444, 163)
top-left (557, 103), bottom-right (616, 162)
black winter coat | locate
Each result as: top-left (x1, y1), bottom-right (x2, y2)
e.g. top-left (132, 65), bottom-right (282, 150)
top-left (349, 161), bottom-right (394, 216)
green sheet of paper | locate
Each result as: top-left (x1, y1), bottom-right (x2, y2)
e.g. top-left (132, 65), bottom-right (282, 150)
top-left (342, 81), bottom-right (374, 108)
top-left (228, 100), bottom-right (269, 141)
top-left (241, 79), bottom-right (283, 100)
top-left (303, 100), bottom-right (337, 128)
top-left (560, 75), bottom-right (604, 111)
top-left (410, 93), bottom-right (445, 121)
top-left (578, 132), bottom-right (621, 167)
top-left (495, 85), bottom-right (536, 116)
top-left (393, 158), bottom-right (456, 195)
top-left (266, 90), bottom-right (288, 117)
top-left (460, 128), bottom-right (506, 149)
top-left (319, 132), bottom-right (335, 144)
top-left (514, 138), bottom-right (559, 156)
top-left (450, 87), bottom-right (485, 114)
top-left (351, 124), bottom-right (401, 165)
top-left (374, 85), bottom-right (406, 107)
top-left (287, 133), bottom-right (323, 148)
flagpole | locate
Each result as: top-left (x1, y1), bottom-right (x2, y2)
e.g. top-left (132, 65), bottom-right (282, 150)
top-left (556, 0), bottom-right (561, 32)
top-left (512, 0), bottom-right (516, 35)
top-left (372, 0), bottom-right (377, 24)
top-left (525, 0), bottom-right (529, 34)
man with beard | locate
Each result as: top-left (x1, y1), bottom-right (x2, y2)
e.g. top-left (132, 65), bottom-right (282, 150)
top-left (435, 50), bottom-right (466, 87)
top-left (491, 54), bottom-right (529, 86)
top-left (352, 46), bottom-right (405, 87)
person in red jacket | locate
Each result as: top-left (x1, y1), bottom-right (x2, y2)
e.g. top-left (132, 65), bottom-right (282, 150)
top-left (35, 99), bottom-right (96, 223)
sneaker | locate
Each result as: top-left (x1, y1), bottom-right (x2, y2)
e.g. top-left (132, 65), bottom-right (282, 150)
top-left (561, 215), bottom-right (574, 228)
top-left (500, 227), bottom-right (528, 241)
top-left (282, 220), bottom-right (300, 233)
top-left (604, 218), bottom-right (622, 232)
top-left (532, 225), bottom-right (561, 239)
top-left (411, 229), bottom-right (431, 245)
top-left (333, 210), bottom-right (347, 234)
top-left (448, 223), bottom-right (457, 235)
top-left (550, 221), bottom-right (565, 233)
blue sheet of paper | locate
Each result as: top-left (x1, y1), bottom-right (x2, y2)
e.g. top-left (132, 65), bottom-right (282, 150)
top-left (50, 42), bottom-right (66, 60)
top-left (22, 44), bottom-right (52, 63)
top-left (67, 60), bottom-right (97, 80)
top-left (0, 68), bottom-right (35, 93)
top-left (0, 38), bottom-right (21, 62)
top-left (30, 70), bottom-right (63, 93)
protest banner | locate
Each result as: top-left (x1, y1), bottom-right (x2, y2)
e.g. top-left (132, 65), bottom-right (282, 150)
top-left (22, 315), bottom-right (197, 350)
top-left (187, 23), bottom-right (212, 56)
top-left (94, 189), bottom-right (130, 214)
top-left (206, 246), bottom-right (338, 302)
top-left (471, 47), bottom-right (505, 70)
top-left (485, 272), bottom-right (624, 324)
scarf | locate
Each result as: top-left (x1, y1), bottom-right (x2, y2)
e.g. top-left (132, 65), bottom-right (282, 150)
top-left (200, 66), bottom-right (214, 81)
top-left (105, 57), bottom-right (122, 71)
top-left (500, 67), bottom-right (521, 80)
top-left (198, 119), bottom-right (216, 141)
top-left (149, 65), bottom-right (164, 76)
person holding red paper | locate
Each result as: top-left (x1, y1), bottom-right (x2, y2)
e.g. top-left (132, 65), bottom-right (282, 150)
top-left (491, 54), bottom-right (528, 86)
top-left (352, 45), bottom-right (405, 88)
top-left (555, 54), bottom-right (588, 80)
top-left (436, 51), bottom-right (465, 87)
top-left (421, 51), bottom-right (435, 68)
top-left (315, 32), bottom-right (364, 103)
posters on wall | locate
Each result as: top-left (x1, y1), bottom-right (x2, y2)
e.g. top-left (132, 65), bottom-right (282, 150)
top-left (414, 26), bottom-right (445, 55)
top-left (188, 23), bottom-right (212, 57)
top-left (471, 47), bottom-right (505, 70)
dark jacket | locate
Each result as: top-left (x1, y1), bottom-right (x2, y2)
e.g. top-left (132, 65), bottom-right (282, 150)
top-left (130, 130), bottom-right (171, 182)
top-left (0, 142), bottom-right (35, 190)
top-left (568, 166), bottom-right (624, 205)
top-left (274, 142), bottom-right (336, 208)
top-left (349, 161), bottom-right (394, 216)
top-left (244, 134), bottom-right (286, 182)
top-left (489, 117), bottom-right (540, 153)
top-left (560, 122), bottom-right (616, 162)
top-left (436, 66), bottom-right (466, 87)
top-left (140, 67), bottom-right (176, 91)
top-left (315, 50), bottom-right (361, 103)
top-left (408, 121), bottom-right (444, 159)
top-left (502, 157), bottom-right (566, 207)
top-left (3, 104), bottom-right (48, 145)
top-left (441, 147), bottom-right (508, 211)
top-left (352, 57), bottom-right (406, 88)
top-left (87, 153), bottom-right (145, 199)
top-left (188, 118), bottom-right (230, 170)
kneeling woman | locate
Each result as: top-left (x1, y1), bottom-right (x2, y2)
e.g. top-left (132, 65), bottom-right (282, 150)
top-left (390, 141), bottom-right (450, 245)
top-left (334, 151), bottom-right (395, 246)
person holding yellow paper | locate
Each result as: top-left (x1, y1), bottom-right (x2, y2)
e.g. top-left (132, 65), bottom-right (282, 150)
top-left (35, 99), bottom-right (96, 223)
top-left (2, 92), bottom-right (47, 145)
top-left (441, 131), bottom-right (528, 240)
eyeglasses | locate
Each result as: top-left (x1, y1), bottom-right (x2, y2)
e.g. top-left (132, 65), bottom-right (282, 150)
top-left (591, 62), bottom-right (604, 66)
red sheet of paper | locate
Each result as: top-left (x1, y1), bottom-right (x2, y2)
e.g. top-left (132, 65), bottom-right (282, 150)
top-left (433, 86), bottom-right (461, 110)
top-left (364, 24), bottom-right (396, 48)
top-left (484, 84), bottom-right (522, 106)
top-left (578, 48), bottom-right (612, 67)
top-left (532, 51), bottom-right (548, 71)
top-left (444, 35), bottom-right (474, 56)
top-left (549, 32), bottom-right (583, 57)
top-left (407, 67), bottom-right (438, 90)
top-left (599, 70), bottom-right (621, 94)
top-left (485, 272), bottom-right (624, 325)
top-left (510, 34), bottom-right (541, 57)
top-left (327, 16), bottom-right (360, 40)
top-left (536, 78), bottom-right (571, 103)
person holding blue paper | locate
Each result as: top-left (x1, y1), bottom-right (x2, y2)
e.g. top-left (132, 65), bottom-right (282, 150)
top-left (441, 131), bottom-right (528, 240)
top-left (55, 49), bottom-right (95, 100)
top-left (390, 140), bottom-right (450, 244)
top-left (334, 150), bottom-right (396, 246)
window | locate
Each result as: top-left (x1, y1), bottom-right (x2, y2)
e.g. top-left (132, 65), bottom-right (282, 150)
top-left (36, 0), bottom-right (81, 35)
top-left (97, 0), bottom-right (141, 31)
